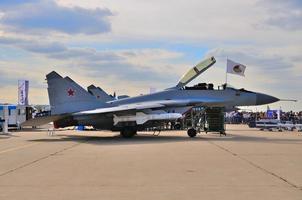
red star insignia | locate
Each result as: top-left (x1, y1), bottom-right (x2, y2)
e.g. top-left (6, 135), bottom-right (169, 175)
top-left (67, 88), bottom-right (75, 96)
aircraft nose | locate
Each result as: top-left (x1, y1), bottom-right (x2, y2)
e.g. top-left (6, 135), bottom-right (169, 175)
top-left (256, 93), bottom-right (279, 105)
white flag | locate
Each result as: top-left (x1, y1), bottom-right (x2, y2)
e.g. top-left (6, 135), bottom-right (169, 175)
top-left (227, 59), bottom-right (246, 76)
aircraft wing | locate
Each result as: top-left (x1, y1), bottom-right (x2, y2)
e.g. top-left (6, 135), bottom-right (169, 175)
top-left (73, 98), bottom-right (226, 116)
top-left (176, 57), bottom-right (216, 88)
top-left (73, 100), bottom-right (171, 115)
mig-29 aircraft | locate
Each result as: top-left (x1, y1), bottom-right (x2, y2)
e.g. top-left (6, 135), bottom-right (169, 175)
top-left (23, 57), bottom-right (279, 137)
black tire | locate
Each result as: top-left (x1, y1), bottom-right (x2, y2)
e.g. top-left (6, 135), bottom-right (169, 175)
top-left (174, 123), bottom-right (181, 130)
top-left (220, 131), bottom-right (226, 136)
top-left (120, 127), bottom-right (137, 138)
top-left (187, 128), bottom-right (197, 138)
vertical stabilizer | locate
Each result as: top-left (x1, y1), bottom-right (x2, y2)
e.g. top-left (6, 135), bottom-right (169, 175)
top-left (46, 71), bottom-right (104, 115)
top-left (87, 85), bottom-right (115, 102)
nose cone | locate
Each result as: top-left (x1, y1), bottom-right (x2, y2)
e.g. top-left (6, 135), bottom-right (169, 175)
top-left (256, 93), bottom-right (279, 105)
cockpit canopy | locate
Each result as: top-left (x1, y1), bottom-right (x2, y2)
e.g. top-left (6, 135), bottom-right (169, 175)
top-left (185, 83), bottom-right (216, 90)
top-left (176, 57), bottom-right (216, 88)
top-left (184, 82), bottom-right (254, 93)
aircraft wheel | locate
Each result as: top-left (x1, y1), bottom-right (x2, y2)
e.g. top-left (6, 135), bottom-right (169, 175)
top-left (174, 123), bottom-right (181, 130)
top-left (120, 127), bottom-right (137, 138)
top-left (220, 131), bottom-right (226, 136)
top-left (187, 128), bottom-right (197, 138)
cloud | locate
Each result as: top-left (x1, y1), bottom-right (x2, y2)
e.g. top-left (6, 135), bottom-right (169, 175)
top-left (205, 47), bottom-right (294, 71)
top-left (0, 36), bottom-right (67, 53)
top-left (20, 42), bottom-right (67, 54)
top-left (47, 48), bottom-right (184, 84)
top-left (258, 0), bottom-right (302, 30)
top-left (0, 36), bottom-right (121, 61)
top-left (0, 36), bottom-right (184, 78)
top-left (0, 1), bottom-right (112, 35)
top-left (0, 72), bottom-right (16, 87)
top-left (0, 36), bottom-right (184, 90)
top-left (0, 62), bottom-right (46, 90)
top-left (47, 48), bottom-right (123, 61)
top-left (77, 61), bottom-right (175, 83)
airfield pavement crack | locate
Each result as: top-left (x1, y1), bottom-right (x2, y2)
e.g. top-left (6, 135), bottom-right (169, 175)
top-left (205, 139), bottom-right (302, 192)
top-left (0, 141), bottom-right (85, 177)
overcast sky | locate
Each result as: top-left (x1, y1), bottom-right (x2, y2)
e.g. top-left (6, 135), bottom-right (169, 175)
top-left (0, 0), bottom-right (301, 111)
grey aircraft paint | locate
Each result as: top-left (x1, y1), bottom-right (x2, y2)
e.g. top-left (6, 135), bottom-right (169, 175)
top-left (22, 57), bottom-right (279, 134)
top-left (87, 85), bottom-right (115, 102)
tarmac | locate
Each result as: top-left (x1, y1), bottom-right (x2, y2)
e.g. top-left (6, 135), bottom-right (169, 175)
top-left (0, 124), bottom-right (301, 200)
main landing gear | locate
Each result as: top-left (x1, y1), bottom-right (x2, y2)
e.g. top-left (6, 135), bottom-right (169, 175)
top-left (187, 128), bottom-right (197, 138)
top-left (120, 127), bottom-right (137, 138)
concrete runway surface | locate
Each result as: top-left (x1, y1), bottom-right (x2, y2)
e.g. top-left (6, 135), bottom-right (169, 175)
top-left (0, 125), bottom-right (301, 200)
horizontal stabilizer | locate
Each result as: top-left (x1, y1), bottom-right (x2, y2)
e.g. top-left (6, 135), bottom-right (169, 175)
top-left (21, 115), bottom-right (68, 127)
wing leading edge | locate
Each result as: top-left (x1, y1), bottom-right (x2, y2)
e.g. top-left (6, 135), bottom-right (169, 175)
top-left (73, 98), bottom-right (227, 116)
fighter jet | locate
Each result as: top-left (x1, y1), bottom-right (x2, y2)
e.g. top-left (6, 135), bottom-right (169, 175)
top-left (23, 57), bottom-right (279, 137)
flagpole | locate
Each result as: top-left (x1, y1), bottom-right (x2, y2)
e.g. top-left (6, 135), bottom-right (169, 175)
top-left (225, 70), bottom-right (228, 84)
top-left (225, 56), bottom-right (228, 85)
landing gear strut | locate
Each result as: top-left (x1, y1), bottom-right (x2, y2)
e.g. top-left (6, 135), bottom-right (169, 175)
top-left (187, 128), bottom-right (197, 138)
top-left (120, 127), bottom-right (137, 138)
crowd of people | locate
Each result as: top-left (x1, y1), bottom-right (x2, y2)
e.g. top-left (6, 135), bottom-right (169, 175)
top-left (225, 111), bottom-right (302, 124)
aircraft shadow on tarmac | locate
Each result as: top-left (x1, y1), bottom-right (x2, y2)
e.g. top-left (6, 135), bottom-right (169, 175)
top-left (27, 133), bottom-right (302, 146)
top-left (17, 128), bottom-right (73, 133)
top-left (28, 134), bottom-right (202, 145)
top-left (0, 134), bottom-right (20, 138)
top-left (0, 135), bottom-right (13, 139)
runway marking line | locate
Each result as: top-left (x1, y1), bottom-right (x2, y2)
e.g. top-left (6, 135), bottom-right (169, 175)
top-left (0, 143), bottom-right (38, 155)
top-left (0, 141), bottom-right (85, 177)
top-left (205, 139), bottom-right (302, 192)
